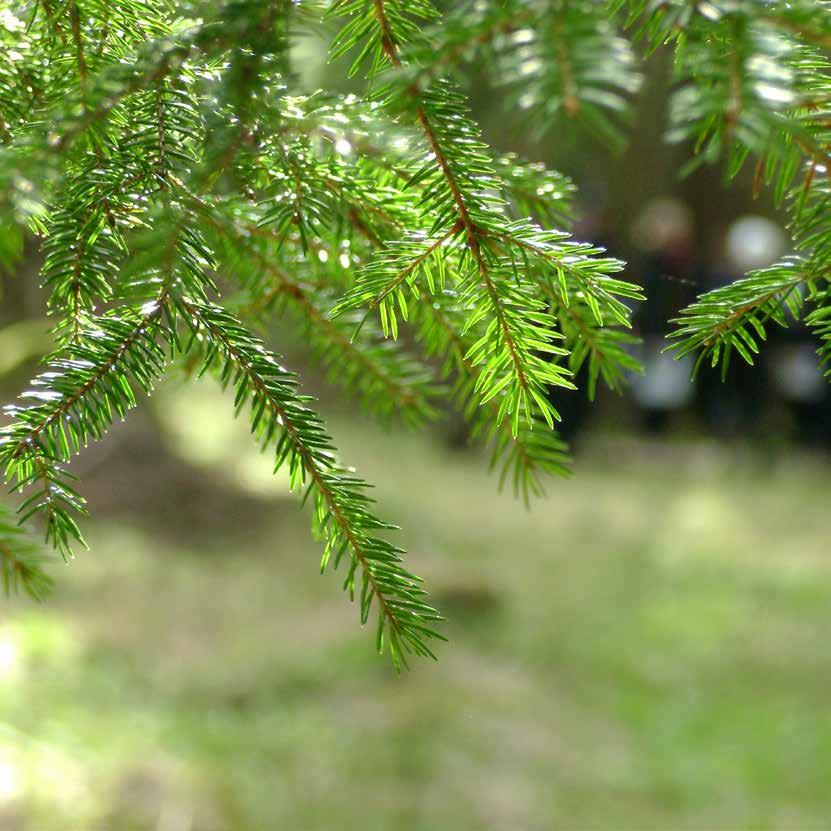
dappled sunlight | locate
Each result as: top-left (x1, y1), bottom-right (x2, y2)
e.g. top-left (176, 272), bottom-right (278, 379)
top-left (155, 376), bottom-right (294, 497)
top-left (0, 619), bottom-right (96, 826)
top-left (0, 754), bottom-right (20, 804)
top-left (0, 613), bottom-right (214, 829)
top-left (0, 631), bottom-right (19, 680)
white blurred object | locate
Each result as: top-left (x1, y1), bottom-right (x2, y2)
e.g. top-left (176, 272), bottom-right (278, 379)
top-left (769, 344), bottom-right (826, 403)
top-left (0, 757), bottom-right (19, 803)
top-left (725, 215), bottom-right (787, 273)
top-left (631, 197), bottom-right (694, 252)
top-left (631, 339), bottom-right (696, 409)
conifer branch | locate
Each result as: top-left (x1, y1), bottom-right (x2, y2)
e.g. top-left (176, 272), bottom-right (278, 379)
top-left (178, 182), bottom-right (438, 423)
top-left (412, 289), bottom-right (571, 501)
top-left (668, 263), bottom-right (813, 373)
top-left (69, 0), bottom-right (89, 99)
top-left (372, 0), bottom-right (517, 334)
top-left (180, 298), bottom-right (444, 668)
top-left (340, 191), bottom-right (572, 494)
top-left (340, 1), bottom-right (580, 431)
top-left (0, 208), bottom-right (199, 558)
top-left (242, 263), bottom-right (436, 422)
top-left (26, 0), bottom-right (831, 672)
top-left (630, 1), bottom-right (831, 371)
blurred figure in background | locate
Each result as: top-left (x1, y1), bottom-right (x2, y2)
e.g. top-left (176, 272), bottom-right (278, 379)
top-left (629, 197), bottom-right (699, 432)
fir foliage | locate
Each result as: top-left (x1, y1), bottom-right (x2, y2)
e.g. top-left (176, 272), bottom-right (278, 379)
top-left (611, 0), bottom-right (831, 376)
top-left (1, 0), bottom-right (828, 667)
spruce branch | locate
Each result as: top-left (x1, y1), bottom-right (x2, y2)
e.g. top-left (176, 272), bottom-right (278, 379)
top-left (338, 189), bottom-right (575, 496)
top-left (668, 260), bottom-right (814, 375)
top-left (0, 207), bottom-right (206, 558)
top-left (180, 298), bottom-right (444, 668)
top-left (0, 0), bottom-right (671, 669)
top-left (644, 2), bottom-right (831, 372)
top-left (175, 179), bottom-right (439, 424)
top-left (331, 1), bottom-right (595, 432)
top-left (411, 289), bottom-right (572, 502)
top-left (371, 0), bottom-right (537, 383)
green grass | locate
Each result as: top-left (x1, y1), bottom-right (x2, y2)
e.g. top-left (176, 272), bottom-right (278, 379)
top-left (2, 380), bottom-right (831, 830)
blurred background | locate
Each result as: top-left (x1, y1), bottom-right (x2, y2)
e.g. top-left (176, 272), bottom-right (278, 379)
top-left (2, 30), bottom-right (831, 831)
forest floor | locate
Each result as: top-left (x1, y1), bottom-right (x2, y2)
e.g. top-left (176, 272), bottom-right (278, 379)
top-left (2, 378), bottom-right (831, 830)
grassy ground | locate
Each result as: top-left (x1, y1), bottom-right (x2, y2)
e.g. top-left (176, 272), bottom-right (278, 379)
top-left (2, 379), bottom-right (831, 830)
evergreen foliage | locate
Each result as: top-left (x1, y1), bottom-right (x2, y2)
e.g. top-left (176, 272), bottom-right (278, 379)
top-left (0, 0), bottom-right (828, 667)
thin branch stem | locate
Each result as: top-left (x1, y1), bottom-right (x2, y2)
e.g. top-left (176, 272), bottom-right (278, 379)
top-left (181, 298), bottom-right (406, 644)
top-left (373, 0), bottom-right (530, 390)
